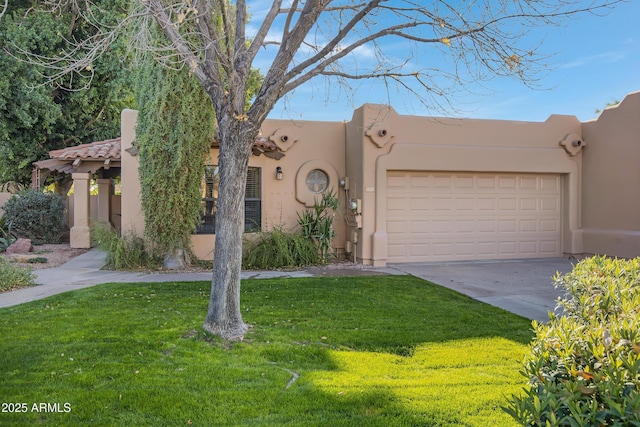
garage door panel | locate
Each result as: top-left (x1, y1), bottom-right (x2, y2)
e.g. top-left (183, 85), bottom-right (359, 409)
top-left (476, 198), bottom-right (496, 211)
top-left (387, 172), bottom-right (562, 262)
top-left (541, 177), bottom-right (560, 191)
top-left (520, 219), bottom-right (538, 232)
top-left (540, 198), bottom-right (559, 211)
top-left (499, 176), bottom-right (517, 189)
top-left (498, 198), bottom-right (518, 210)
top-left (499, 220), bottom-right (517, 232)
top-left (520, 198), bottom-right (538, 210)
top-left (541, 240), bottom-right (560, 254)
top-left (519, 177), bottom-right (538, 190)
top-left (386, 219), bottom-right (407, 234)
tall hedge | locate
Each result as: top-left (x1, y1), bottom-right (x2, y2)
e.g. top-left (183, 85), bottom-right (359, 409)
top-left (135, 59), bottom-right (215, 259)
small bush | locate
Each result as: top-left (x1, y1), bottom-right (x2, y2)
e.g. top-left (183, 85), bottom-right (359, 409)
top-left (0, 215), bottom-right (17, 252)
top-left (3, 190), bottom-right (66, 244)
top-left (297, 190), bottom-right (339, 262)
top-left (242, 227), bottom-right (321, 270)
top-left (505, 256), bottom-right (640, 426)
top-left (0, 258), bottom-right (36, 292)
top-left (92, 223), bottom-right (160, 270)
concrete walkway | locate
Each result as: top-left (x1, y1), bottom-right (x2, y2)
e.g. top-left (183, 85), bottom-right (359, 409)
top-left (0, 249), bottom-right (577, 322)
top-left (0, 249), bottom-right (400, 309)
top-left (391, 258), bottom-right (576, 322)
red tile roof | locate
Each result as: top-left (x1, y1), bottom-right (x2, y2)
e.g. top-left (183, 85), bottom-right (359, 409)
top-left (39, 135), bottom-right (282, 172)
top-left (48, 138), bottom-right (121, 160)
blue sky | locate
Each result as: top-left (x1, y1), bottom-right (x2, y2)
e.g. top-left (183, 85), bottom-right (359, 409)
top-left (252, 1), bottom-right (640, 123)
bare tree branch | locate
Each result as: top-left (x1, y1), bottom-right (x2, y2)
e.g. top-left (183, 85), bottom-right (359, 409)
top-left (0, 0), bottom-right (7, 21)
top-left (246, 0), bottom-right (282, 60)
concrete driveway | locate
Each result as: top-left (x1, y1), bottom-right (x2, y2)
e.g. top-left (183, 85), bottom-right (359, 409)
top-left (390, 258), bottom-right (577, 322)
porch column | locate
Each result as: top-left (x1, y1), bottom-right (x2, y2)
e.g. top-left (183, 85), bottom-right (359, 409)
top-left (70, 172), bottom-right (91, 248)
top-left (96, 178), bottom-right (111, 225)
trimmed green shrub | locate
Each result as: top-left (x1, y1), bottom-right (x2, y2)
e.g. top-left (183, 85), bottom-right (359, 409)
top-left (0, 257), bottom-right (36, 292)
top-left (91, 222), bottom-right (160, 270)
top-left (505, 256), bottom-right (640, 426)
top-left (242, 226), bottom-right (321, 270)
top-left (2, 190), bottom-right (66, 244)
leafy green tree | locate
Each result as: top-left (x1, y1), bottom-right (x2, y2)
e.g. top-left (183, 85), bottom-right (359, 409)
top-left (0, 1), bottom-right (133, 185)
top-left (135, 57), bottom-right (215, 268)
top-left (133, 10), bottom-right (262, 268)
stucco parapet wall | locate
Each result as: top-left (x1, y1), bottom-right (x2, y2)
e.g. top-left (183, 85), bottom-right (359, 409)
top-left (360, 112), bottom-right (583, 151)
top-left (582, 90), bottom-right (640, 124)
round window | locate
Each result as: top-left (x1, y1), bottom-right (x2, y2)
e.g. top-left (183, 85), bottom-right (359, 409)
top-left (306, 169), bottom-right (329, 194)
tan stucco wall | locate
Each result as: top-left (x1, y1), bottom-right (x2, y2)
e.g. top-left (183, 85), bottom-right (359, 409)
top-left (0, 192), bottom-right (10, 217)
top-left (192, 118), bottom-right (347, 260)
top-left (345, 104), bottom-right (585, 265)
top-left (68, 194), bottom-right (121, 232)
top-left (120, 109), bottom-right (145, 239)
top-left (581, 91), bottom-right (640, 258)
top-left (69, 172), bottom-right (92, 248)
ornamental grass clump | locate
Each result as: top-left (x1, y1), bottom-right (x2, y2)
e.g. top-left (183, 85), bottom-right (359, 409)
top-left (505, 256), bottom-right (640, 426)
top-left (242, 226), bottom-right (320, 269)
top-left (91, 222), bottom-right (160, 270)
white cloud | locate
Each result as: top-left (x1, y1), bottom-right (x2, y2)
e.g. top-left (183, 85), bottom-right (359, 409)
top-left (559, 50), bottom-right (627, 70)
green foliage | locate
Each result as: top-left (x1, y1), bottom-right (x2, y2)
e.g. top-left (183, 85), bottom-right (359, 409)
top-left (242, 226), bottom-right (320, 269)
top-left (2, 190), bottom-right (66, 244)
top-left (135, 56), bottom-right (215, 259)
top-left (0, 257), bottom-right (36, 292)
top-left (0, 1), bottom-right (134, 185)
top-left (595, 100), bottom-right (621, 114)
top-left (91, 222), bottom-right (160, 270)
top-left (297, 190), bottom-right (339, 262)
top-left (26, 257), bottom-right (48, 264)
top-left (0, 216), bottom-right (16, 252)
top-left (0, 275), bottom-right (532, 426)
top-left (505, 256), bottom-right (640, 426)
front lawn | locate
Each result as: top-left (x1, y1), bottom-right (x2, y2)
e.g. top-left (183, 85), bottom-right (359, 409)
top-left (0, 276), bottom-right (533, 426)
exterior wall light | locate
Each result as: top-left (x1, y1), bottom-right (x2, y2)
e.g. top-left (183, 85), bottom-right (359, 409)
top-left (275, 166), bottom-right (283, 180)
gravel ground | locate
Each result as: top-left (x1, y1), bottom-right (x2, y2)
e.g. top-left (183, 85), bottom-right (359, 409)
top-left (0, 244), bottom-right (89, 270)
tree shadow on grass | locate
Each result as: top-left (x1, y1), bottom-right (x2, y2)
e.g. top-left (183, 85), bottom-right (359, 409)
top-left (242, 275), bottom-right (535, 355)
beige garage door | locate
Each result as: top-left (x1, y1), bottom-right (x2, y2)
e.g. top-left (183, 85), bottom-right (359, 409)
top-left (386, 172), bottom-right (562, 262)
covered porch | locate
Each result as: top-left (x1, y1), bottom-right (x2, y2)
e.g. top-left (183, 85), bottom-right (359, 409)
top-left (33, 138), bottom-right (122, 248)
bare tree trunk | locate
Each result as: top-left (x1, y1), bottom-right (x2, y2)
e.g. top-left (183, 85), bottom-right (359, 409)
top-left (203, 119), bottom-right (255, 340)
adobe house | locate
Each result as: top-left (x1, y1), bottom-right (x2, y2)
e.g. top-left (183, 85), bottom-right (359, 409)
top-left (25, 90), bottom-right (640, 266)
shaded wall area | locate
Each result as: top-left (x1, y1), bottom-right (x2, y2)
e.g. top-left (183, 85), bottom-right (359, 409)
top-left (0, 192), bottom-right (10, 217)
top-left (581, 91), bottom-right (640, 258)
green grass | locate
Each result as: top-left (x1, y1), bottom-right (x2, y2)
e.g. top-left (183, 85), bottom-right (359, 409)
top-left (0, 276), bottom-right (533, 426)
